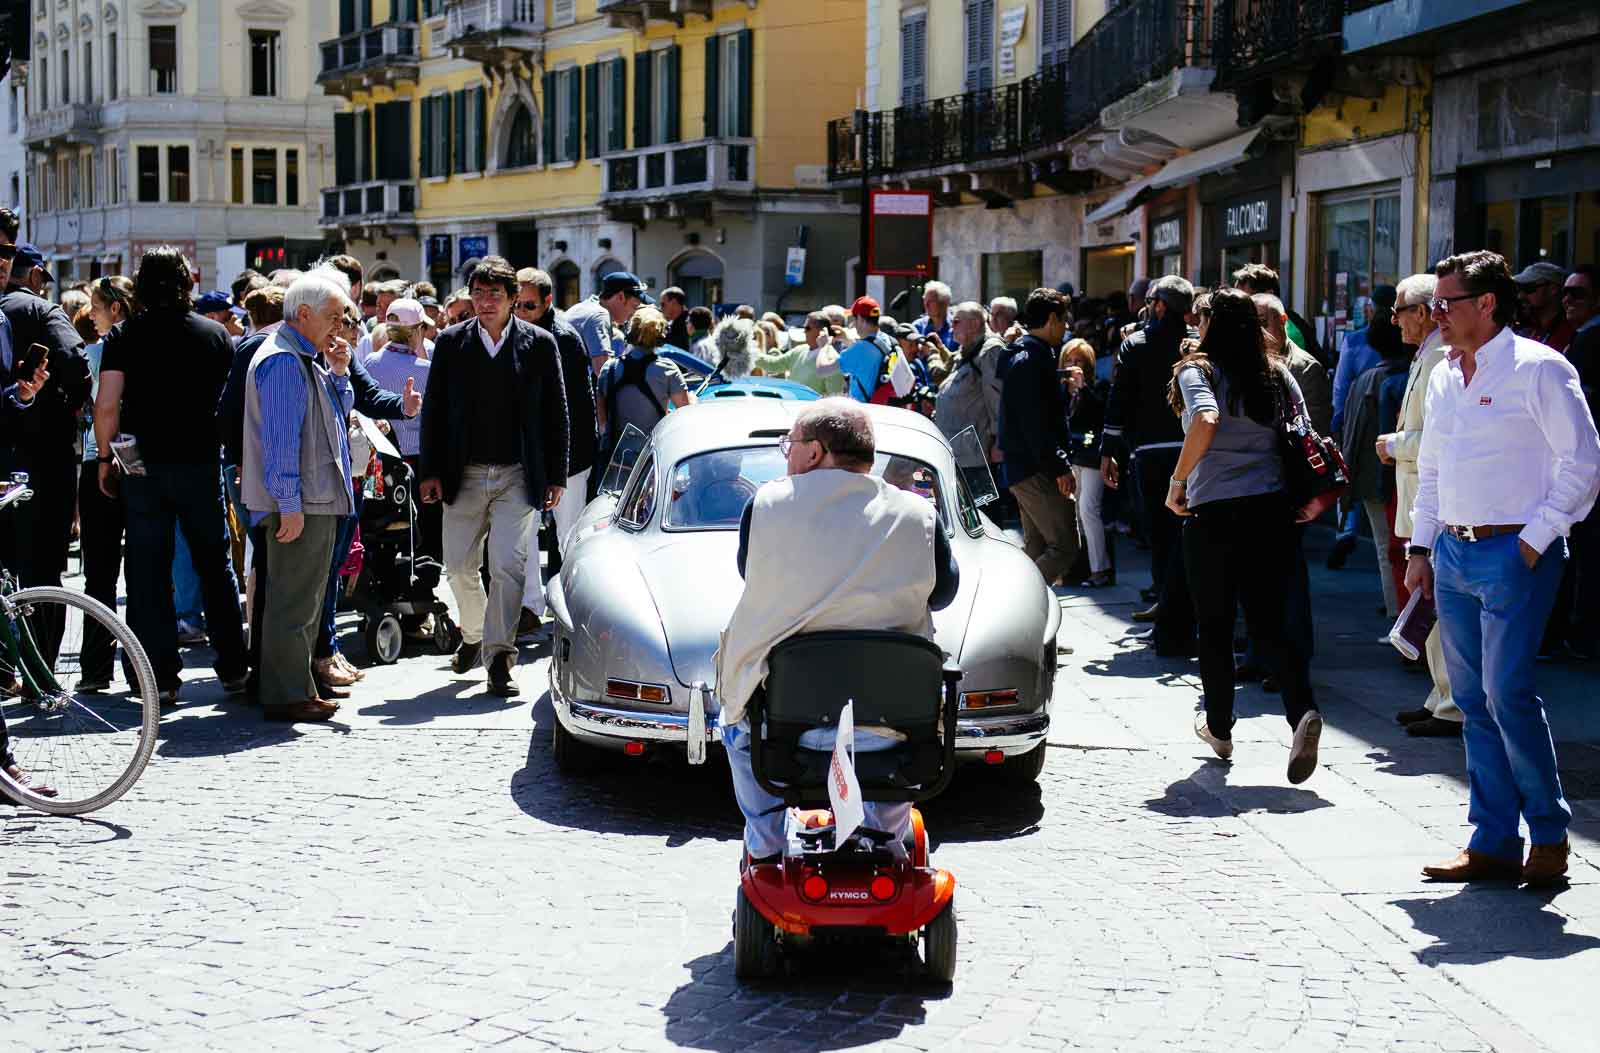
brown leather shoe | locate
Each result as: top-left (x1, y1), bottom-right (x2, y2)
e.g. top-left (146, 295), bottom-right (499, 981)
top-left (263, 699), bottom-right (340, 723)
top-left (1422, 849), bottom-right (1522, 883)
top-left (1523, 839), bottom-right (1570, 887)
top-left (1131, 603), bottom-right (1160, 623)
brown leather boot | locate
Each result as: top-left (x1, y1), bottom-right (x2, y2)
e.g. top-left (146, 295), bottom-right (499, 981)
top-left (1522, 839), bottom-right (1570, 887)
top-left (1421, 849), bottom-right (1522, 882)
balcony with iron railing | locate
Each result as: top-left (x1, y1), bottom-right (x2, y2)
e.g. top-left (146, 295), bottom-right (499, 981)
top-left (596, 0), bottom-right (713, 27)
top-left (1213, 0), bottom-right (1344, 88)
top-left (22, 103), bottom-right (102, 149)
top-left (599, 138), bottom-right (756, 209)
top-left (319, 180), bottom-right (418, 231)
top-left (318, 23), bottom-right (420, 99)
top-left (438, 0), bottom-right (544, 66)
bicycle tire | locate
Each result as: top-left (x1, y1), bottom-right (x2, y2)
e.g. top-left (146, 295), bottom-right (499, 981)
top-left (0, 587), bottom-right (159, 815)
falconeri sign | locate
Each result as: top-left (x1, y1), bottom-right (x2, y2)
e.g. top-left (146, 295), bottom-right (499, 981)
top-left (1224, 198), bottom-right (1271, 240)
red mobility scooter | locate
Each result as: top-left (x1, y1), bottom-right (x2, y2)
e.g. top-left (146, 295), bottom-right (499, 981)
top-left (733, 630), bottom-right (962, 982)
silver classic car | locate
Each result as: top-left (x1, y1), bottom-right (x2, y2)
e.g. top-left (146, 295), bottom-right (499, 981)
top-left (545, 400), bottom-right (1062, 783)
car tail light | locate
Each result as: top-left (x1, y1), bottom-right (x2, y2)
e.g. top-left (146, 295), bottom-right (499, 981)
top-left (606, 679), bottom-right (670, 704)
top-left (801, 875), bottom-right (829, 901)
top-left (623, 741), bottom-right (645, 757)
top-left (960, 689), bottom-right (1020, 711)
top-left (869, 875), bottom-right (897, 901)
top-left (984, 749), bottom-right (1005, 765)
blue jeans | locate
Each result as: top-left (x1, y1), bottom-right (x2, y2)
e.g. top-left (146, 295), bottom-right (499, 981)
top-left (122, 464), bottom-right (247, 691)
top-left (172, 523), bottom-right (204, 625)
top-left (721, 715), bottom-right (911, 858)
top-left (1336, 504), bottom-right (1360, 544)
top-left (315, 495), bottom-right (363, 662)
top-left (1435, 531), bottom-right (1570, 859)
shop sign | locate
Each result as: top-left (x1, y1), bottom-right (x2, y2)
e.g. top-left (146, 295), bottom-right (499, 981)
top-left (1152, 216), bottom-right (1182, 254)
top-left (459, 235), bottom-right (489, 267)
top-left (426, 235), bottom-right (453, 265)
top-left (1217, 190), bottom-right (1279, 247)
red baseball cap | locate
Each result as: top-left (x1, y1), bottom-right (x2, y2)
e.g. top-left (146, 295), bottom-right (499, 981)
top-left (850, 295), bottom-right (881, 320)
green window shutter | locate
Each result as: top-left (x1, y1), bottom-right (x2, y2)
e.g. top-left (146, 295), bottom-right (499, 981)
top-left (356, 108), bottom-right (372, 181)
top-left (476, 87), bottom-right (487, 171)
top-left (334, 111), bottom-right (355, 185)
top-left (584, 63), bottom-right (599, 159)
top-left (563, 68), bottom-right (581, 163)
top-left (453, 90), bottom-right (466, 174)
top-left (376, 100), bottom-right (409, 180)
top-left (633, 50), bottom-right (652, 149)
top-left (419, 99), bottom-right (431, 177)
top-left (703, 34), bottom-right (719, 139)
top-left (664, 44), bottom-right (680, 144)
top-left (542, 71), bottom-right (556, 164)
top-left (610, 58), bottom-right (627, 153)
top-left (736, 29), bottom-right (752, 137)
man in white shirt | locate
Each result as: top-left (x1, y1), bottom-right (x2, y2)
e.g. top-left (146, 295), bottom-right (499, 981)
top-left (1406, 250), bottom-right (1600, 887)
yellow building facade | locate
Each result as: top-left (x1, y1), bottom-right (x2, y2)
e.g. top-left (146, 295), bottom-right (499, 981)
top-left (322, 0), bottom-right (863, 311)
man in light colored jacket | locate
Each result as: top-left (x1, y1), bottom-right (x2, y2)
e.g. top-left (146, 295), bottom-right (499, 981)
top-left (1377, 274), bottom-right (1460, 735)
top-left (933, 301), bottom-right (1006, 460)
top-left (717, 400), bottom-right (959, 864)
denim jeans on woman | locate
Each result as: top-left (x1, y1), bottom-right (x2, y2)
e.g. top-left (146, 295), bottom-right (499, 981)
top-left (1183, 491), bottom-right (1318, 740)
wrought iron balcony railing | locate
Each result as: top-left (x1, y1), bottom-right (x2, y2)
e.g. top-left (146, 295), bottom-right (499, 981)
top-left (320, 180), bottom-right (418, 228)
top-left (1213, 0), bottom-right (1344, 86)
top-left (1066, 0), bottom-right (1212, 128)
top-left (318, 23), bottom-right (420, 97)
top-left (599, 138), bottom-right (756, 202)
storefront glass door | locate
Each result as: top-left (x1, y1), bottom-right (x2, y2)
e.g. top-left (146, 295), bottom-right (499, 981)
top-left (1312, 185), bottom-right (1401, 353)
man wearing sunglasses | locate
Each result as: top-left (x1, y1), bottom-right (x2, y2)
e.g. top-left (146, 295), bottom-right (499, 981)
top-left (1512, 261), bottom-right (1573, 353)
top-left (1406, 250), bottom-right (1600, 888)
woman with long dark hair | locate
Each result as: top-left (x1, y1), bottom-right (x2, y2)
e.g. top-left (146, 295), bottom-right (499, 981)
top-left (93, 246), bottom-right (248, 703)
top-left (1164, 287), bottom-right (1323, 784)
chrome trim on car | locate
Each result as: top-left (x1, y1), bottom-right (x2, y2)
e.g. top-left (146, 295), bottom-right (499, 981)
top-left (552, 667), bottom-right (719, 746)
top-left (955, 710), bottom-right (1048, 755)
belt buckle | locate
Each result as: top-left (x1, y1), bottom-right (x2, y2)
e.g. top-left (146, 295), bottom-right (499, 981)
top-left (1457, 525), bottom-right (1478, 543)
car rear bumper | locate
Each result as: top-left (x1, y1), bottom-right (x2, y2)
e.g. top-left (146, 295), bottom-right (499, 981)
top-left (955, 710), bottom-right (1048, 758)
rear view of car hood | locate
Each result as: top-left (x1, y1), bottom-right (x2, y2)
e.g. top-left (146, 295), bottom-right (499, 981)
top-left (635, 533), bottom-right (976, 691)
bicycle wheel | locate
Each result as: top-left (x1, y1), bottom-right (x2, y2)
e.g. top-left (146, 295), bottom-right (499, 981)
top-left (0, 587), bottom-right (159, 815)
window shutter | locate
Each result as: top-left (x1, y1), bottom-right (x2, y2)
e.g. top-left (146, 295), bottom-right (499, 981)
top-left (453, 90), bottom-right (466, 174)
top-left (584, 62), bottom-right (599, 158)
top-left (359, 0), bottom-right (373, 30)
top-left (334, 110), bottom-right (355, 185)
top-left (377, 100), bottom-right (409, 180)
top-left (356, 108), bottom-right (372, 181)
top-left (476, 87), bottom-right (487, 171)
top-left (965, 2), bottom-right (994, 92)
top-left (609, 58), bottom-right (627, 153)
top-left (901, 17), bottom-right (926, 105)
top-left (633, 51), bottom-right (652, 149)
top-left (1039, 0), bottom-right (1070, 67)
top-left (664, 44), bottom-right (680, 144)
top-left (564, 68), bottom-right (581, 163)
top-left (419, 99), bottom-right (431, 177)
top-left (339, 0), bottom-right (355, 36)
top-left (736, 30), bottom-right (753, 137)
top-left (542, 71), bottom-right (556, 163)
top-left (703, 34), bottom-right (719, 139)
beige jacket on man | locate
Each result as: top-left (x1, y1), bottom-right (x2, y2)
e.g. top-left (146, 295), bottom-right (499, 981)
top-left (1390, 328), bottom-right (1446, 539)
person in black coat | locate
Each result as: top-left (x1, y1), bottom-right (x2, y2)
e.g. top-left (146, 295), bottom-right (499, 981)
top-left (420, 257), bottom-right (567, 696)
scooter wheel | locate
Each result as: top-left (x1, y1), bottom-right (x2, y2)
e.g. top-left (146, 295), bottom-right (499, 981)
top-left (923, 899), bottom-right (957, 983)
top-left (733, 888), bottom-right (779, 980)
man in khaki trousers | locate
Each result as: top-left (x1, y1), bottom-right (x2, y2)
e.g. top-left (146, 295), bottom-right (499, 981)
top-left (1378, 273), bottom-right (1461, 737)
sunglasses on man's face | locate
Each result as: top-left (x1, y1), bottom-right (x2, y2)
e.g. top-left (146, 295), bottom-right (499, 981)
top-left (0, 245), bottom-right (16, 260)
top-left (516, 301), bottom-right (540, 312)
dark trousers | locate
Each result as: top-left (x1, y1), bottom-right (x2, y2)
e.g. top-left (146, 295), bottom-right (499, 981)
top-left (1545, 506), bottom-right (1599, 651)
top-left (1184, 492), bottom-right (1318, 739)
top-left (77, 461), bottom-right (124, 683)
top-left (0, 455), bottom-right (76, 663)
top-left (122, 464), bottom-right (247, 690)
top-left (259, 512), bottom-right (338, 707)
top-left (1135, 447), bottom-right (1195, 649)
top-left (403, 455), bottom-right (444, 584)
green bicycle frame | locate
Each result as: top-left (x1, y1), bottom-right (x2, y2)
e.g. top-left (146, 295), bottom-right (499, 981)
top-left (0, 602), bottom-right (65, 696)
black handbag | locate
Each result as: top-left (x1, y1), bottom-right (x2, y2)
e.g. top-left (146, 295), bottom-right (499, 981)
top-left (1273, 375), bottom-right (1349, 522)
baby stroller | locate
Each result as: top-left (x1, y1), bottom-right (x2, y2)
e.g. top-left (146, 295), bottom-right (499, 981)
top-left (347, 450), bottom-right (460, 664)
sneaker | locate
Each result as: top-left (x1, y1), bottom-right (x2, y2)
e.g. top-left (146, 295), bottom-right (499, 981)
top-left (1288, 711), bottom-right (1323, 784)
top-left (450, 640), bottom-right (482, 675)
top-left (1194, 710), bottom-right (1233, 761)
top-left (176, 619), bottom-right (207, 646)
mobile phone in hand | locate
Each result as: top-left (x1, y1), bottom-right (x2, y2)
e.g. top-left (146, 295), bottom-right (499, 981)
top-left (17, 342), bottom-right (48, 377)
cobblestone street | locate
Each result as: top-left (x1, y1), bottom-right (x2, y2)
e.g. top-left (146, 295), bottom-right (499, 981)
top-left (5, 531), bottom-right (1599, 1052)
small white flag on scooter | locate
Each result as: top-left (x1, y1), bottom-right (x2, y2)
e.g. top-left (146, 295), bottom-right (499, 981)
top-left (828, 700), bottom-right (864, 847)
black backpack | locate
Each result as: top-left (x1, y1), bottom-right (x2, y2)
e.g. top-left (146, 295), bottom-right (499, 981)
top-left (603, 351), bottom-right (667, 441)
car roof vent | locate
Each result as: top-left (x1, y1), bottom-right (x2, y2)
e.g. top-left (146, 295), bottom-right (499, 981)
top-left (748, 428), bottom-right (788, 438)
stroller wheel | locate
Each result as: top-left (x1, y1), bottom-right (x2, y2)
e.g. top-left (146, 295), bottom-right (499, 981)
top-left (433, 613), bottom-right (461, 655)
top-left (365, 613), bottom-right (404, 665)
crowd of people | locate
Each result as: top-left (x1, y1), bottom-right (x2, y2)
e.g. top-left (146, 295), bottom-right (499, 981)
top-left (0, 215), bottom-right (1596, 884)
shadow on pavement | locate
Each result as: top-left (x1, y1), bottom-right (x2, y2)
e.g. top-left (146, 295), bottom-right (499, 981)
top-left (660, 946), bottom-right (945, 1050)
top-left (356, 678), bottom-right (521, 725)
top-left (0, 810), bottom-right (133, 843)
top-left (1392, 886), bottom-right (1600, 964)
top-left (1145, 763), bottom-right (1332, 819)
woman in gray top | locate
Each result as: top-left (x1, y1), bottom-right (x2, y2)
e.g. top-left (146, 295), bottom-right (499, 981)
top-left (596, 306), bottom-right (693, 450)
top-left (1165, 288), bottom-right (1323, 785)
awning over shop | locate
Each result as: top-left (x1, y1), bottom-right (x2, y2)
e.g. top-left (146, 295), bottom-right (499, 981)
top-left (1083, 127), bottom-right (1264, 224)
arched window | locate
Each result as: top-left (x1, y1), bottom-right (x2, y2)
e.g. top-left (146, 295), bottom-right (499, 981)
top-left (505, 103), bottom-right (537, 170)
top-left (553, 261), bottom-right (581, 310)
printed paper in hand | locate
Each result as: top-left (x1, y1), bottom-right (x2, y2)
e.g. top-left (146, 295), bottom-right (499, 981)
top-left (1389, 588), bottom-right (1437, 662)
top-left (828, 700), bottom-right (864, 847)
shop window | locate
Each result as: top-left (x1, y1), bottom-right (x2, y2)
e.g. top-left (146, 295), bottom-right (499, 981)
top-left (1312, 187), bottom-right (1401, 349)
top-left (553, 260), bottom-right (581, 310)
top-left (1480, 192), bottom-right (1600, 271)
top-left (981, 250), bottom-right (1042, 305)
top-left (1083, 244), bottom-right (1135, 299)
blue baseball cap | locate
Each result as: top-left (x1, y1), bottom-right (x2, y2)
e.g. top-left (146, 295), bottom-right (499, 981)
top-left (14, 243), bottom-right (52, 285)
top-left (599, 271), bottom-right (655, 305)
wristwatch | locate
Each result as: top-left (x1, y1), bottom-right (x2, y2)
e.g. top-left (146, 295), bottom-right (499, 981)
top-left (96, 455), bottom-right (114, 465)
top-left (1407, 545), bottom-right (1430, 557)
